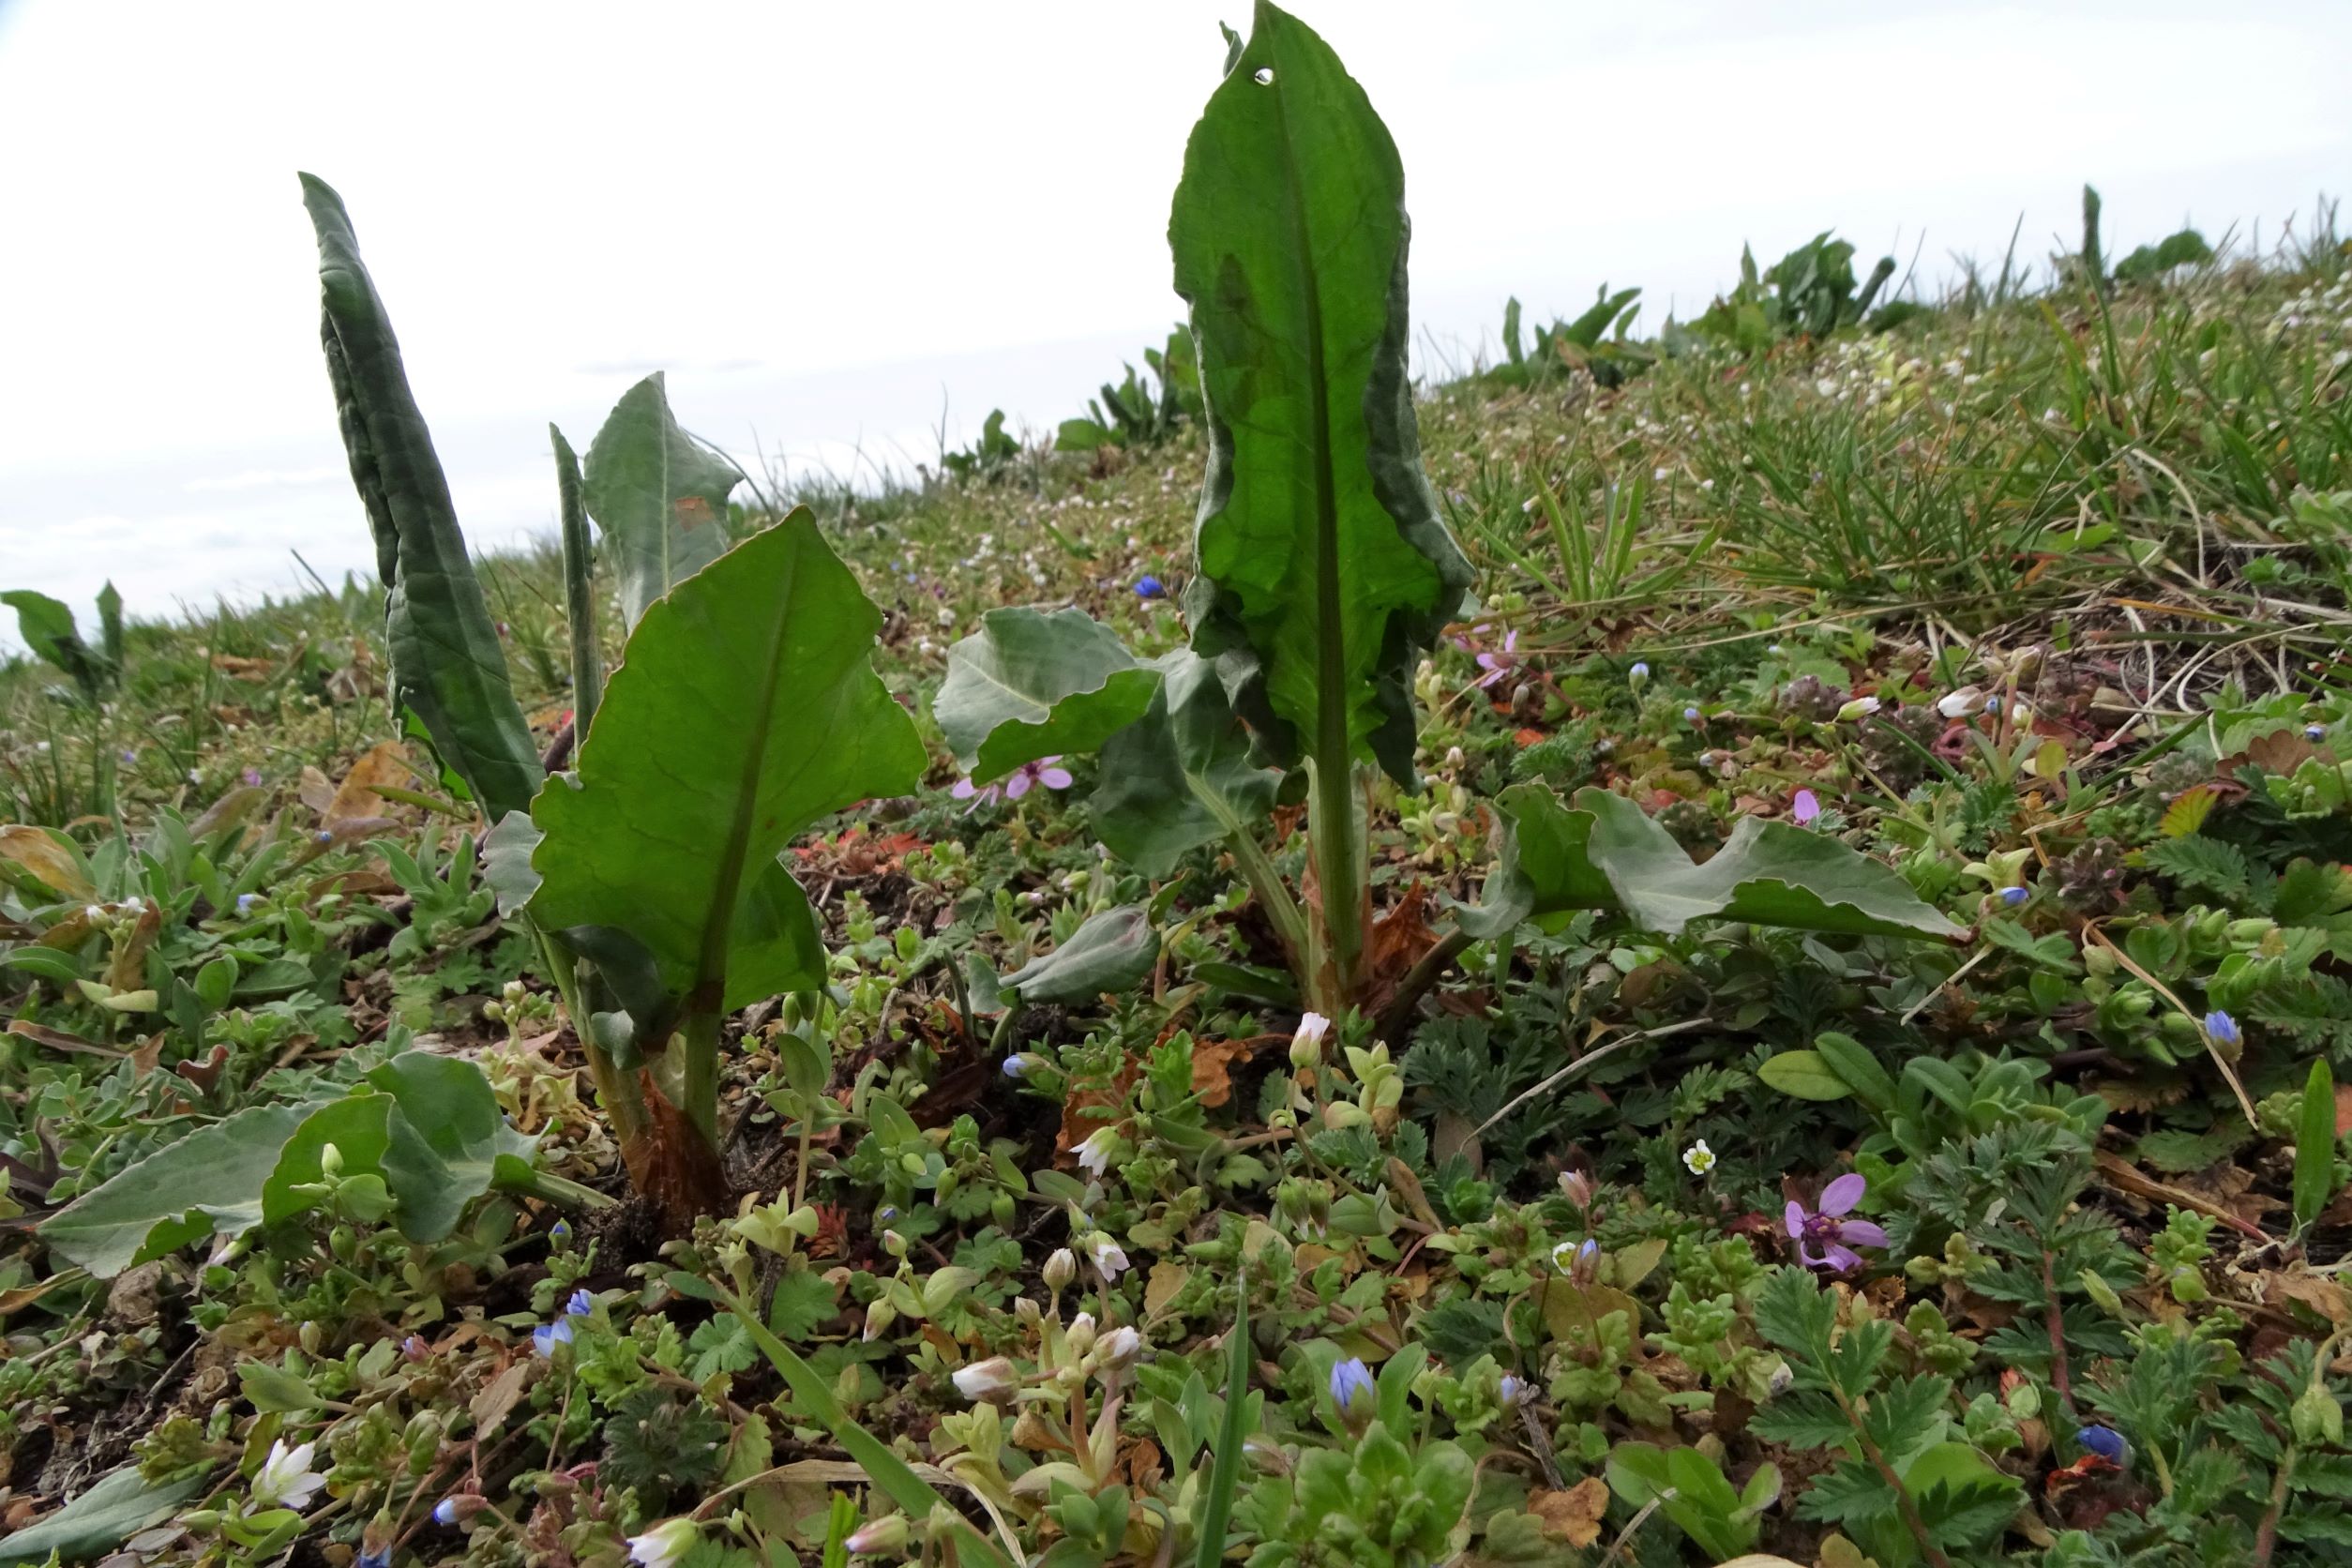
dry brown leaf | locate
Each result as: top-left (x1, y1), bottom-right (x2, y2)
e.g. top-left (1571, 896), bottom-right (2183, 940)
top-left (298, 766), bottom-right (337, 816)
top-left (470, 1359), bottom-right (532, 1436)
top-left (1144, 1262), bottom-right (1190, 1320)
top-left (2265, 1267), bottom-right (2352, 1328)
top-left (1529, 1478), bottom-right (1610, 1547)
top-left (0, 824), bottom-right (94, 899)
top-left (7, 1019), bottom-right (127, 1059)
top-left (325, 741), bottom-right (412, 827)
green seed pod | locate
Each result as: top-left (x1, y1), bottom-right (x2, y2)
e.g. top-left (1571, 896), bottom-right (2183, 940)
top-left (2294, 1383), bottom-right (2344, 1447)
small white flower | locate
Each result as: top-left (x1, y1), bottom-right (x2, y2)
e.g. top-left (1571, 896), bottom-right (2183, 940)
top-left (1833, 696), bottom-right (1881, 722)
top-left (627, 1518), bottom-right (699, 1568)
top-left (1097, 1325), bottom-right (1143, 1367)
top-left (1083, 1229), bottom-right (1131, 1282)
top-left (1076, 1127), bottom-right (1119, 1177)
top-left (1294, 1012), bottom-right (1331, 1047)
top-left (1936, 686), bottom-right (1983, 719)
top-left (1682, 1139), bottom-right (1717, 1177)
top-left (250, 1438), bottom-right (325, 1511)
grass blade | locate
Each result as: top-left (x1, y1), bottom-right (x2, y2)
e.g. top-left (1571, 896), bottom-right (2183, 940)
top-left (2296, 1058), bottom-right (2337, 1236)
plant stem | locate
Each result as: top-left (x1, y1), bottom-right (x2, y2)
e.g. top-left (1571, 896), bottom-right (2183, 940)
top-left (679, 1005), bottom-right (723, 1153)
top-left (1832, 1384), bottom-right (1951, 1568)
top-left (506, 1167), bottom-right (616, 1212)
top-left (1375, 927), bottom-right (1474, 1041)
top-left (2041, 1252), bottom-right (2077, 1418)
top-left (1218, 818), bottom-right (1309, 979)
top-left (1306, 756), bottom-right (1364, 1013)
top-left (531, 923), bottom-right (649, 1152)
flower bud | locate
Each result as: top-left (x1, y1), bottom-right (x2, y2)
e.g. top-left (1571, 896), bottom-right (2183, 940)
top-left (1289, 1011), bottom-right (1331, 1070)
top-left (844, 1515), bottom-right (910, 1555)
top-left (1834, 696), bottom-right (1882, 722)
top-left (1559, 1170), bottom-right (1593, 1210)
top-left (1014, 1296), bottom-right (1042, 1327)
top-left (1064, 1312), bottom-right (1097, 1358)
top-left (1097, 1325), bottom-right (1143, 1368)
top-left (952, 1356), bottom-right (1020, 1404)
top-left (320, 1142), bottom-right (343, 1179)
top-left (1043, 1248), bottom-right (1077, 1292)
top-left (863, 1299), bottom-right (897, 1341)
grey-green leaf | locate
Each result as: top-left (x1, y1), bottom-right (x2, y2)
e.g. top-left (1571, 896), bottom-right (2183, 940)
top-left (1468, 784), bottom-right (1962, 942)
top-left (41, 1102), bottom-right (310, 1277)
top-left (300, 173), bottom-right (542, 823)
top-left (1092, 650), bottom-right (1277, 876)
top-left (936, 607), bottom-right (1162, 783)
top-left (367, 1051), bottom-right (541, 1242)
top-left (581, 372), bottom-right (740, 627)
top-left (0, 1464), bottom-right (214, 1568)
top-left (1003, 905), bottom-right (1161, 1004)
top-left (1170, 1), bottom-right (1471, 785)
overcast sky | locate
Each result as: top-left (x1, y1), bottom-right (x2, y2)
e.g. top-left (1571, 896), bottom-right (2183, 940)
top-left (1, 0), bottom-right (2345, 644)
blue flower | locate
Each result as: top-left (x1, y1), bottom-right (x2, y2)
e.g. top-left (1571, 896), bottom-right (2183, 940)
top-left (1003, 1053), bottom-right (1045, 1079)
top-left (2077, 1424), bottom-right (2127, 1464)
top-left (1683, 706), bottom-right (1702, 723)
top-left (1999, 885), bottom-right (2029, 907)
top-left (1328, 1356), bottom-right (1375, 1410)
top-left (235, 893), bottom-right (260, 915)
top-left (2309, 723), bottom-right (2328, 741)
top-left (549, 1218), bottom-right (572, 1248)
top-left (2204, 1010), bottom-right (2240, 1048)
top-left (533, 1316), bottom-right (576, 1357)
top-left (1630, 662), bottom-right (1650, 678)
top-left (359, 1548), bottom-right (392, 1568)
top-left (565, 1288), bottom-right (596, 1319)
top-left (433, 1496), bottom-right (463, 1527)
top-left (1135, 575), bottom-right (1165, 598)
top-left (1498, 1374), bottom-right (1528, 1407)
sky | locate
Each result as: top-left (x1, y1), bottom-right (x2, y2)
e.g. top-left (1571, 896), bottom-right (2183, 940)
top-left (0, 0), bottom-right (2345, 646)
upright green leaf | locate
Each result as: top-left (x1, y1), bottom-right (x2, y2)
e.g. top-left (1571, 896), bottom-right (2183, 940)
top-left (300, 173), bottom-right (542, 823)
top-left (2, 589), bottom-right (111, 701)
top-left (1194, 1279), bottom-right (1252, 1568)
top-left (1169, 1), bottom-right (1470, 785)
top-left (936, 608), bottom-right (1162, 782)
top-left (551, 426), bottom-right (603, 740)
top-left (580, 372), bottom-right (739, 628)
top-left (527, 512), bottom-right (925, 1014)
top-left (95, 581), bottom-right (124, 671)
top-left (1468, 784), bottom-right (1962, 942)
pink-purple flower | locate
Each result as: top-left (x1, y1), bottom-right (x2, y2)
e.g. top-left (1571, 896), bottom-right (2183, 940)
top-left (1474, 630), bottom-right (1520, 690)
top-left (1785, 1173), bottom-right (1887, 1272)
top-left (1790, 789), bottom-right (1821, 827)
top-left (951, 756), bottom-right (1073, 811)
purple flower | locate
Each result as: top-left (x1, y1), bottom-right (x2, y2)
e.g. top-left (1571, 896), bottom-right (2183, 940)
top-left (1684, 706), bottom-right (1703, 724)
top-left (242, 767), bottom-right (264, 787)
top-left (1785, 1173), bottom-right (1887, 1272)
top-left (951, 756), bottom-right (1074, 812)
top-left (2308, 723), bottom-right (2328, 742)
top-left (1328, 1356), bottom-right (1375, 1410)
top-left (1135, 575), bottom-right (1165, 598)
top-left (2204, 1010), bottom-right (2239, 1048)
top-left (2077, 1424), bottom-right (2127, 1464)
top-left (565, 1288), bottom-right (596, 1319)
top-left (1999, 885), bottom-right (2029, 907)
top-left (1790, 789), bottom-right (1820, 826)
top-left (533, 1315), bottom-right (576, 1357)
top-left (1473, 631), bottom-right (1520, 689)
top-left (400, 1334), bottom-right (430, 1362)
top-left (1498, 1374), bottom-right (1529, 1407)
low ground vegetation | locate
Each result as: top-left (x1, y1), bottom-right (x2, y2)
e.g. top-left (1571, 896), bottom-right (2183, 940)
top-left (7, 8), bottom-right (2352, 1566)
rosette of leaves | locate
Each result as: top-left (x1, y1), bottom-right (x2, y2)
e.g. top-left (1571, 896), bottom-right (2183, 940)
top-left (601, 1387), bottom-right (729, 1507)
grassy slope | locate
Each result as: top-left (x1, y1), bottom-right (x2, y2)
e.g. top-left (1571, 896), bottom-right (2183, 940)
top-left (5, 235), bottom-right (2352, 1562)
